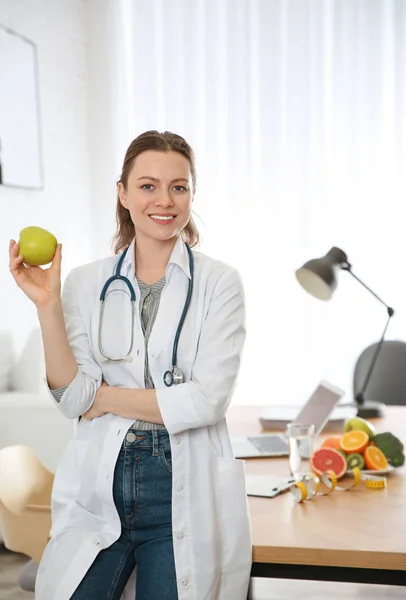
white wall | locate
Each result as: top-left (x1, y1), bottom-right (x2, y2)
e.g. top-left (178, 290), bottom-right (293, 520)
top-left (0, 0), bottom-right (94, 357)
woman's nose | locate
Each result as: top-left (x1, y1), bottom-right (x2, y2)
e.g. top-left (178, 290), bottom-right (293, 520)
top-left (155, 190), bottom-right (174, 207)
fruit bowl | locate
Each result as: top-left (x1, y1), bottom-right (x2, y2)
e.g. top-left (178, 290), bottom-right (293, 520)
top-left (314, 417), bottom-right (404, 479)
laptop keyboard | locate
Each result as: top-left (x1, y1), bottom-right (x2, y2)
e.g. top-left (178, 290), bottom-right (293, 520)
top-left (248, 435), bottom-right (288, 454)
top-left (248, 435), bottom-right (312, 458)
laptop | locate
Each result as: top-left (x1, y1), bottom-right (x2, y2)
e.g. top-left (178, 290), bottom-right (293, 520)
top-left (231, 381), bottom-right (345, 459)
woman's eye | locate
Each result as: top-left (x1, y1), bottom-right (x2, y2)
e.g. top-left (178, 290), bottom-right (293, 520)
top-left (173, 185), bottom-right (187, 192)
top-left (141, 184), bottom-right (154, 191)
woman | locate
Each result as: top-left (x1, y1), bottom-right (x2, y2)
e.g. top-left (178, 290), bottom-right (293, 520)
top-left (9, 130), bottom-right (252, 600)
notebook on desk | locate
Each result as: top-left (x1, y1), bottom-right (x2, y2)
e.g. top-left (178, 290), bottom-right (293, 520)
top-left (232, 381), bottom-right (349, 459)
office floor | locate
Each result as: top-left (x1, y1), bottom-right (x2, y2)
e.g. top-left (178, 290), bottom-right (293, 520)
top-left (1, 545), bottom-right (404, 599)
top-left (0, 545), bottom-right (33, 600)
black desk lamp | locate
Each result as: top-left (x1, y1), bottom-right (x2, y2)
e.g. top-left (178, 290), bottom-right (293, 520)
top-left (295, 247), bottom-right (394, 419)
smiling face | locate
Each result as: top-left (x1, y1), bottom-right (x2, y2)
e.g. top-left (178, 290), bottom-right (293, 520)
top-left (118, 150), bottom-right (195, 244)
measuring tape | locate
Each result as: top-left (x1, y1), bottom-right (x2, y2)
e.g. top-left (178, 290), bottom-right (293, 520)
top-left (290, 468), bottom-right (387, 503)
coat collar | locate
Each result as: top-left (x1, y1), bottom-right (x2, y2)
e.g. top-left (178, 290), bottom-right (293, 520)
top-left (120, 236), bottom-right (192, 280)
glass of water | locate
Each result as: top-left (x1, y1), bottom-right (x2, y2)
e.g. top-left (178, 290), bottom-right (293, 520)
top-left (286, 423), bottom-right (315, 479)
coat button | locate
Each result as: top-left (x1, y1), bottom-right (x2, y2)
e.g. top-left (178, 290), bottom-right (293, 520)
top-left (181, 577), bottom-right (189, 587)
top-left (176, 531), bottom-right (185, 540)
top-left (152, 353), bottom-right (159, 360)
top-left (176, 483), bottom-right (184, 492)
top-left (174, 437), bottom-right (181, 445)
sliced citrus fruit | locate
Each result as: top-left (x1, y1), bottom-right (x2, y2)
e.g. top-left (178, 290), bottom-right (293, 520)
top-left (321, 436), bottom-right (342, 450)
top-left (340, 430), bottom-right (369, 454)
top-left (364, 445), bottom-right (389, 470)
top-left (310, 448), bottom-right (347, 478)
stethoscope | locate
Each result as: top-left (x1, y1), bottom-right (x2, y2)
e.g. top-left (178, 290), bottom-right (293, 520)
top-left (98, 244), bottom-right (194, 387)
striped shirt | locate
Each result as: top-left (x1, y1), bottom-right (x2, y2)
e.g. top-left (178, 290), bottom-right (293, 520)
top-left (135, 277), bottom-right (166, 430)
top-left (50, 277), bottom-right (167, 430)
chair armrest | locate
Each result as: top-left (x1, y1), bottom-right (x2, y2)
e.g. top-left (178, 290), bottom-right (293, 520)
top-left (26, 505), bottom-right (51, 512)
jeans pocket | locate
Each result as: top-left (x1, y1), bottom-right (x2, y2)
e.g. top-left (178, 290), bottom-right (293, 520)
top-left (159, 445), bottom-right (173, 473)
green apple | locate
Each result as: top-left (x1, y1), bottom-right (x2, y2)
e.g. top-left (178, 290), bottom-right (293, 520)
top-left (18, 226), bottom-right (58, 266)
top-left (344, 417), bottom-right (375, 440)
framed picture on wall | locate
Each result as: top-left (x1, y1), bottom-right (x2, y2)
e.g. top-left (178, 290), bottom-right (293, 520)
top-left (0, 24), bottom-right (43, 189)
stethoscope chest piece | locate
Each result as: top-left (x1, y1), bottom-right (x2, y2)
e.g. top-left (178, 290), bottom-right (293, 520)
top-left (163, 366), bottom-right (185, 387)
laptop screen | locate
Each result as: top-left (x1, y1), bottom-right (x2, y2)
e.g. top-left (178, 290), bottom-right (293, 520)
top-left (292, 381), bottom-right (345, 435)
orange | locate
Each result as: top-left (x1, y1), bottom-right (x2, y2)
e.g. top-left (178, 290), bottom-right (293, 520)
top-left (340, 430), bottom-right (369, 454)
top-left (321, 436), bottom-right (343, 450)
top-left (364, 445), bottom-right (389, 470)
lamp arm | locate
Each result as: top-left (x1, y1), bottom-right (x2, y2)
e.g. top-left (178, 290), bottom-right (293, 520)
top-left (355, 312), bottom-right (393, 406)
top-left (342, 266), bottom-right (395, 317)
top-left (342, 266), bottom-right (395, 406)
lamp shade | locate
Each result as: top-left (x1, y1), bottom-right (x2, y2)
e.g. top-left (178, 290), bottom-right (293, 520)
top-left (295, 247), bottom-right (348, 301)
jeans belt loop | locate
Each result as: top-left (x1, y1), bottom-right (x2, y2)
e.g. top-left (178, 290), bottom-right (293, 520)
top-left (152, 429), bottom-right (159, 456)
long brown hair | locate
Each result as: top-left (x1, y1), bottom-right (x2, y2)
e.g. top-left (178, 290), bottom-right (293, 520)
top-left (112, 130), bottom-right (200, 254)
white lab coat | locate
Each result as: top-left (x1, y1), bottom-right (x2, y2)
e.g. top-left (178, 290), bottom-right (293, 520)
top-left (35, 237), bottom-right (252, 600)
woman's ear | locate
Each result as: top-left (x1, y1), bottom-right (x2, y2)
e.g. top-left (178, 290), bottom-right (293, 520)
top-left (117, 181), bottom-right (128, 208)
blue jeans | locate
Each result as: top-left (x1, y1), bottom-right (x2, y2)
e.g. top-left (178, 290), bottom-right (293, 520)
top-left (71, 429), bottom-right (178, 599)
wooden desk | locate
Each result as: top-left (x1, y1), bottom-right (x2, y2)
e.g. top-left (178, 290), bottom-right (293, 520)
top-left (227, 405), bottom-right (406, 588)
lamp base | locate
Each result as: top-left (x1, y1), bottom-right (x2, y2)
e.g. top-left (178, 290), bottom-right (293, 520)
top-left (356, 401), bottom-right (386, 419)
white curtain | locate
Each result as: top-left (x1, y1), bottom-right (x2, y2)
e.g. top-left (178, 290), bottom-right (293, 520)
top-left (107, 0), bottom-right (406, 405)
